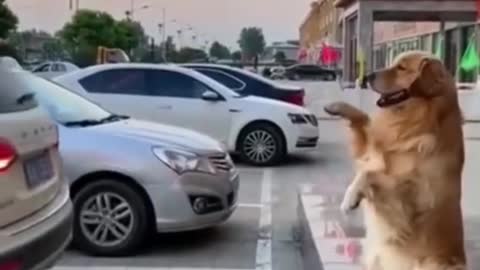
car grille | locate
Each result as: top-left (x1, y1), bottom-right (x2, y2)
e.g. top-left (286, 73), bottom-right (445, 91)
top-left (305, 114), bottom-right (318, 126)
top-left (208, 153), bottom-right (234, 172)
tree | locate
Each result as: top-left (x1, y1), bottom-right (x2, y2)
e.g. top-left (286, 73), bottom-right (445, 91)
top-left (176, 47), bottom-right (208, 63)
top-left (58, 10), bottom-right (147, 66)
top-left (209, 41), bottom-right (230, 59)
top-left (237, 27), bottom-right (266, 60)
top-left (0, 0), bottom-right (18, 39)
top-left (274, 51), bottom-right (286, 63)
top-left (232, 50), bottom-right (242, 62)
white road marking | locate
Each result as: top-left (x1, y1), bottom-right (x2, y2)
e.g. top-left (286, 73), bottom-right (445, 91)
top-left (255, 169), bottom-right (272, 270)
top-left (53, 267), bottom-right (252, 270)
top-left (238, 203), bottom-right (264, 208)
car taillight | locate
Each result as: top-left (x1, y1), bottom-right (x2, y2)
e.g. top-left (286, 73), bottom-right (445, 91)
top-left (286, 91), bottom-right (305, 106)
top-left (0, 138), bottom-right (16, 173)
top-left (0, 261), bottom-right (22, 270)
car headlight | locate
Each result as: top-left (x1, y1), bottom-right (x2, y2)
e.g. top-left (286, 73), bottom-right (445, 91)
top-left (152, 147), bottom-right (216, 175)
top-left (288, 113), bottom-right (308, 124)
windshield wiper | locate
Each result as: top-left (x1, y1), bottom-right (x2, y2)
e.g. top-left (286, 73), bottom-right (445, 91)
top-left (63, 114), bottom-right (130, 127)
top-left (16, 92), bottom-right (35, 105)
top-left (64, 119), bottom-right (103, 127)
top-left (99, 114), bottom-right (130, 123)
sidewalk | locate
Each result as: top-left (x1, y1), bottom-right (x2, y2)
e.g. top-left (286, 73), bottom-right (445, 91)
top-left (297, 140), bottom-right (480, 270)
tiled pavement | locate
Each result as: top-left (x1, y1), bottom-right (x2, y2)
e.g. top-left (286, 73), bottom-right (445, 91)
top-left (297, 140), bottom-right (480, 270)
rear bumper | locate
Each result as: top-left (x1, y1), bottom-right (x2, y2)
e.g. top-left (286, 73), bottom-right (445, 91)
top-left (0, 183), bottom-right (73, 270)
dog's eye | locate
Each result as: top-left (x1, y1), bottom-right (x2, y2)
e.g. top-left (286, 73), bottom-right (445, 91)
top-left (397, 65), bottom-right (407, 71)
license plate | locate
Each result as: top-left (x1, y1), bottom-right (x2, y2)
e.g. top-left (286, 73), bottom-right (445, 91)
top-left (24, 152), bottom-right (54, 188)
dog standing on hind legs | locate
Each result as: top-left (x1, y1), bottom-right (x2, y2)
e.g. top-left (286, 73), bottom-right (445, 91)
top-left (324, 51), bottom-right (466, 270)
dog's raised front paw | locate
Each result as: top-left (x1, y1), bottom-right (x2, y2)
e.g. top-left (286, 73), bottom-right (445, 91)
top-left (340, 186), bottom-right (362, 213)
top-left (324, 101), bottom-right (353, 117)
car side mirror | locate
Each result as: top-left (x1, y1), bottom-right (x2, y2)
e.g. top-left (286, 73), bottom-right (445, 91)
top-left (201, 90), bottom-right (221, 101)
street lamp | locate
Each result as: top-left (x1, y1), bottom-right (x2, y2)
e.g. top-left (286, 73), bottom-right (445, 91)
top-left (125, 4), bottom-right (149, 20)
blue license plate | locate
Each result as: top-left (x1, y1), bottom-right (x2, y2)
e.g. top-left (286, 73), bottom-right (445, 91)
top-left (24, 152), bottom-right (54, 188)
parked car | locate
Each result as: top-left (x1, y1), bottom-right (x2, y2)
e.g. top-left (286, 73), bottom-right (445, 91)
top-left (270, 66), bottom-right (287, 80)
top-left (182, 64), bottom-right (305, 106)
top-left (16, 67), bottom-right (240, 256)
top-left (285, 64), bottom-right (337, 81)
top-left (54, 63), bottom-right (319, 166)
top-left (0, 58), bottom-right (73, 269)
top-left (32, 61), bottom-right (79, 80)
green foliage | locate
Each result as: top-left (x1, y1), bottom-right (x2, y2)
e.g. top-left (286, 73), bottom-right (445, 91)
top-left (209, 41), bottom-right (230, 59)
top-left (0, 41), bottom-right (20, 62)
top-left (274, 51), bottom-right (287, 63)
top-left (58, 9), bottom-right (148, 66)
top-left (237, 27), bottom-right (266, 60)
top-left (0, 0), bottom-right (18, 39)
top-left (232, 50), bottom-right (242, 61)
top-left (176, 47), bottom-right (208, 63)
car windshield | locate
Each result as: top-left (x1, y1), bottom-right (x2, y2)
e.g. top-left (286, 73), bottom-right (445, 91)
top-left (16, 72), bottom-right (120, 126)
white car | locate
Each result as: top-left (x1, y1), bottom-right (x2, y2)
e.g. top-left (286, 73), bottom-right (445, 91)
top-left (54, 63), bottom-right (319, 166)
top-left (32, 61), bottom-right (79, 79)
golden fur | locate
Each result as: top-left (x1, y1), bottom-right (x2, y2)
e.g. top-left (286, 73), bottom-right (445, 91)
top-left (324, 51), bottom-right (466, 270)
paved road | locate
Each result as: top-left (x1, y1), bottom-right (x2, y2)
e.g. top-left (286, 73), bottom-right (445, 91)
top-left (54, 118), bottom-right (350, 270)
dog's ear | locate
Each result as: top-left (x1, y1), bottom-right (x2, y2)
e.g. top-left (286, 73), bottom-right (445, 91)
top-left (410, 57), bottom-right (447, 98)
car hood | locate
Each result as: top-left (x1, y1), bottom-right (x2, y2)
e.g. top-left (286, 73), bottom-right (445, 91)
top-left (90, 119), bottom-right (225, 153)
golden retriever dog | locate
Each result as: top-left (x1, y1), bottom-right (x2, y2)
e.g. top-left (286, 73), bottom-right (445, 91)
top-left (324, 51), bottom-right (466, 270)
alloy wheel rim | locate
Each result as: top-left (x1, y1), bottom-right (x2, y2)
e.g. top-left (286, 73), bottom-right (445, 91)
top-left (79, 192), bottom-right (134, 247)
top-left (243, 130), bottom-right (277, 164)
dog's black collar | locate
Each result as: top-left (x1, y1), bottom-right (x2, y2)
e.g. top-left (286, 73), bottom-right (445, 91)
top-left (376, 89), bottom-right (410, 108)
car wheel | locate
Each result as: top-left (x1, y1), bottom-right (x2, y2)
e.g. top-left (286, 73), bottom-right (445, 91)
top-left (293, 74), bottom-right (301, 81)
top-left (324, 73), bottom-right (335, 81)
top-left (72, 179), bottom-right (150, 257)
top-left (238, 123), bottom-right (286, 166)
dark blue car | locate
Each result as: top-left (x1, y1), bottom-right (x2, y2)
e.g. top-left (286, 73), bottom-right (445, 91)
top-left (182, 64), bottom-right (306, 107)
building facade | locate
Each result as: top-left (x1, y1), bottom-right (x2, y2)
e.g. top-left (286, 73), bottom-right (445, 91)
top-left (373, 22), bottom-right (477, 82)
top-left (299, 0), bottom-right (343, 65)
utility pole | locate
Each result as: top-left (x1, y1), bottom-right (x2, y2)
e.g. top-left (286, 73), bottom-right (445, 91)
top-left (162, 8), bottom-right (167, 62)
top-left (130, 0), bottom-right (135, 19)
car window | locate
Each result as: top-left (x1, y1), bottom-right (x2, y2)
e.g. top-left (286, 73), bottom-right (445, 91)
top-left (51, 63), bottom-right (66, 72)
top-left (33, 64), bottom-right (50, 73)
top-left (195, 69), bottom-right (245, 90)
top-left (0, 71), bottom-right (39, 113)
top-left (79, 69), bottom-right (149, 95)
top-left (18, 72), bottom-right (111, 125)
top-left (147, 69), bottom-right (212, 98)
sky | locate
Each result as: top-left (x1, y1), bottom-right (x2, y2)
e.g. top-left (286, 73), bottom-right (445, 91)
top-left (7, 0), bottom-right (312, 50)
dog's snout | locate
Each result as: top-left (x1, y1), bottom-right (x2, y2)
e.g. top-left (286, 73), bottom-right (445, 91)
top-left (360, 73), bottom-right (375, 89)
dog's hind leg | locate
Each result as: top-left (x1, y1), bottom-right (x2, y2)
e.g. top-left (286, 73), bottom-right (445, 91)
top-left (324, 101), bottom-right (370, 158)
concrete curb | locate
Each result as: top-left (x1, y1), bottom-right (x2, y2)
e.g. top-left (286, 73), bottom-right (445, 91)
top-left (297, 190), bottom-right (323, 270)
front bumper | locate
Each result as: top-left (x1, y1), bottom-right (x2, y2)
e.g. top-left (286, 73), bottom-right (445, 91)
top-left (0, 183), bottom-right (73, 270)
top-left (286, 122), bottom-right (319, 153)
top-left (145, 169), bottom-right (240, 233)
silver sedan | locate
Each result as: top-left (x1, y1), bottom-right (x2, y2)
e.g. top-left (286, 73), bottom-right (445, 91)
top-left (24, 71), bottom-right (240, 256)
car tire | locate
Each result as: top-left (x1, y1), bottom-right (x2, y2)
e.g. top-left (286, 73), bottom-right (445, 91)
top-left (238, 123), bottom-right (286, 166)
top-left (326, 73), bottom-right (336, 81)
top-left (72, 179), bottom-right (150, 257)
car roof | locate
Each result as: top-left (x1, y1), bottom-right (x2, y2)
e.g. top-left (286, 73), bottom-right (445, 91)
top-left (57, 63), bottom-right (201, 79)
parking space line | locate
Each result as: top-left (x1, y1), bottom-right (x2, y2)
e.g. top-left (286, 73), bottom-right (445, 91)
top-left (238, 203), bottom-right (264, 208)
top-left (255, 169), bottom-right (272, 270)
top-left (52, 267), bottom-right (253, 270)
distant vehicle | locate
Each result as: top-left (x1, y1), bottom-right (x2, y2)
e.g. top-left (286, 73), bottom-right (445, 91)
top-left (285, 64), bottom-right (337, 81)
top-left (0, 57), bottom-right (73, 269)
top-left (22, 70), bottom-right (239, 256)
top-left (270, 66), bottom-right (287, 80)
top-left (183, 64), bottom-right (306, 106)
top-left (96, 46), bottom-right (130, 64)
top-left (32, 61), bottom-right (79, 79)
top-left (55, 63), bottom-right (319, 166)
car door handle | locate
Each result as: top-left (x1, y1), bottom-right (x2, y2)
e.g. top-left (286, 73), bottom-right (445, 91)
top-left (156, 105), bottom-right (172, 110)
